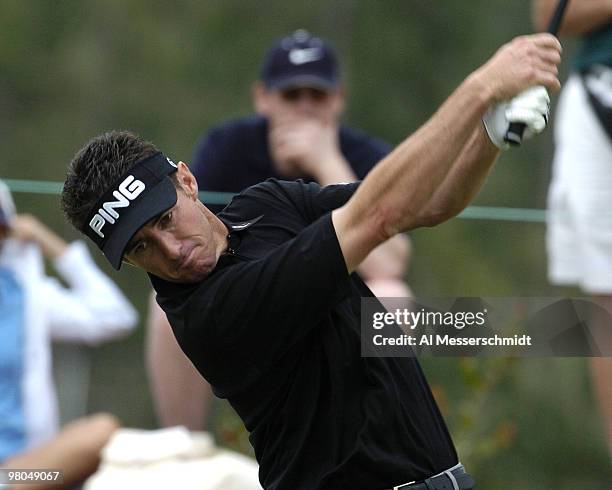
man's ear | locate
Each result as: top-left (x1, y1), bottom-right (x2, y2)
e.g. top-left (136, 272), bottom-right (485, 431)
top-left (331, 85), bottom-right (346, 118)
top-left (176, 162), bottom-right (199, 200)
top-left (252, 81), bottom-right (270, 115)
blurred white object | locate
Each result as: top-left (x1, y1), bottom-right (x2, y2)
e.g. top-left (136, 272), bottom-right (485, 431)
top-left (84, 426), bottom-right (261, 490)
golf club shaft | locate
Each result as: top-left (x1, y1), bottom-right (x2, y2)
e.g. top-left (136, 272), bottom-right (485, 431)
top-left (504, 0), bottom-right (570, 146)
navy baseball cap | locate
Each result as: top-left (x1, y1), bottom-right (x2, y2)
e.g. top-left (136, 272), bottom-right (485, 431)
top-left (260, 29), bottom-right (340, 91)
top-left (82, 152), bottom-right (179, 270)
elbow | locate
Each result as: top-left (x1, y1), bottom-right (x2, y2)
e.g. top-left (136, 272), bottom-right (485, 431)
top-left (118, 306), bottom-right (140, 333)
top-left (124, 308), bottom-right (140, 331)
top-left (416, 207), bottom-right (458, 228)
top-left (416, 195), bottom-right (470, 228)
top-left (374, 201), bottom-right (422, 237)
top-left (394, 234), bottom-right (411, 265)
top-left (87, 323), bottom-right (137, 346)
top-left (92, 306), bottom-right (139, 345)
top-left (108, 302), bottom-right (140, 332)
top-left (416, 213), bottom-right (445, 228)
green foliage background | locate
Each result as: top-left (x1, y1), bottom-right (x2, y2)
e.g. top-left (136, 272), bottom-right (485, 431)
top-left (2, 1), bottom-right (610, 487)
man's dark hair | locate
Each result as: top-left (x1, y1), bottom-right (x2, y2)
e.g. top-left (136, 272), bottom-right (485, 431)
top-left (61, 131), bottom-right (159, 231)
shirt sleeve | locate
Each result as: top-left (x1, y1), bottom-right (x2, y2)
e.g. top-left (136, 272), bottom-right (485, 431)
top-left (43, 241), bottom-right (138, 345)
top-left (182, 213), bottom-right (353, 391)
top-left (226, 179), bottom-right (361, 226)
top-left (288, 179), bottom-right (361, 220)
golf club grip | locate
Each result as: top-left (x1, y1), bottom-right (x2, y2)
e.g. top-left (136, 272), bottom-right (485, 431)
top-left (505, 122), bottom-right (525, 146)
top-left (503, 0), bottom-right (569, 146)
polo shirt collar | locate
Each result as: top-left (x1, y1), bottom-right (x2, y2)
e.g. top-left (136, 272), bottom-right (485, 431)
top-left (218, 214), bottom-right (264, 234)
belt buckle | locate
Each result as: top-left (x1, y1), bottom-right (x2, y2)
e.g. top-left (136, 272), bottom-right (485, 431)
top-left (428, 470), bottom-right (460, 490)
top-left (393, 481), bottom-right (415, 490)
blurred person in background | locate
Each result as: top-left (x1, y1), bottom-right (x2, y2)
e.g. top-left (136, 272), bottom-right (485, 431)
top-left (146, 29), bottom-right (412, 432)
top-left (533, 0), bottom-right (612, 460)
top-left (0, 180), bottom-right (137, 489)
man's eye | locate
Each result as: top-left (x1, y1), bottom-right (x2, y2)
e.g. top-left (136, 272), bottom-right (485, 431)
top-left (281, 88), bottom-right (328, 102)
top-left (282, 89), bottom-right (300, 101)
top-left (133, 241), bottom-right (147, 255)
top-left (161, 212), bottom-right (172, 226)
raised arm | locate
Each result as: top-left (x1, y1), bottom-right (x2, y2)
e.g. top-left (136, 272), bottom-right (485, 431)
top-left (532, 0), bottom-right (612, 35)
top-left (417, 122), bottom-right (498, 225)
top-left (9, 214), bottom-right (138, 343)
top-left (332, 33), bottom-right (562, 273)
top-left (10, 214), bottom-right (68, 259)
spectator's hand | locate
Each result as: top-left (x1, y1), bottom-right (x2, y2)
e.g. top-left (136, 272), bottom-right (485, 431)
top-left (268, 114), bottom-right (344, 178)
top-left (10, 214), bottom-right (47, 242)
top-left (10, 214), bottom-right (67, 259)
top-left (474, 33), bottom-right (561, 103)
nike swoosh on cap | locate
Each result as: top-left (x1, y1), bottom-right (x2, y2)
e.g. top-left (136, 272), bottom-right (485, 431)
top-left (288, 47), bottom-right (323, 65)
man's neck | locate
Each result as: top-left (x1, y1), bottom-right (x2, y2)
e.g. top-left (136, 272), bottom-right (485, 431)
top-left (212, 215), bottom-right (230, 259)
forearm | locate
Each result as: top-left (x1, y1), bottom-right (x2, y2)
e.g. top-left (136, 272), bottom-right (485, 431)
top-left (10, 214), bottom-right (68, 260)
top-left (533, 0), bottom-right (612, 35)
top-left (418, 124), bottom-right (499, 226)
top-left (312, 154), bottom-right (358, 186)
top-left (37, 228), bottom-right (68, 259)
top-left (358, 234), bottom-right (411, 280)
top-left (348, 73), bottom-right (491, 237)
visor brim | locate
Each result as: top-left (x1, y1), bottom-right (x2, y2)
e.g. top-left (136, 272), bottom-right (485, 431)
top-left (267, 74), bottom-right (338, 92)
top-left (102, 177), bottom-right (178, 270)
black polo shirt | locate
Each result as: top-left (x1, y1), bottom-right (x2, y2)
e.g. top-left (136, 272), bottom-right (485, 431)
top-left (151, 179), bottom-right (457, 490)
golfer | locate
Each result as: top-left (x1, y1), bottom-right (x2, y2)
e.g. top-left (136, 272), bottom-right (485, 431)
top-left (61, 33), bottom-right (561, 490)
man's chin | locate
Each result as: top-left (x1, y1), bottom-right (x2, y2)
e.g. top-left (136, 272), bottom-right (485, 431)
top-left (162, 266), bottom-right (212, 284)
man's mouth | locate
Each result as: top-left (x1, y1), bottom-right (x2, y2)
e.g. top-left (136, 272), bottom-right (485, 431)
top-left (179, 245), bottom-right (197, 270)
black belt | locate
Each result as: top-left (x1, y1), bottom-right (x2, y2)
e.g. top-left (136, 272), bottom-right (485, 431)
top-left (388, 463), bottom-right (475, 490)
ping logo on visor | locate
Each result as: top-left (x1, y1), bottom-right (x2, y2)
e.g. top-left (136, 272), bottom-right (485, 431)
top-left (89, 175), bottom-right (146, 238)
top-left (82, 152), bottom-right (179, 270)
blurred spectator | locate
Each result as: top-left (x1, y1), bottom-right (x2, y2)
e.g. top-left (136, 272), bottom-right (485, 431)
top-left (533, 0), bottom-right (612, 459)
top-left (0, 179), bottom-right (138, 488)
top-left (146, 29), bottom-right (412, 431)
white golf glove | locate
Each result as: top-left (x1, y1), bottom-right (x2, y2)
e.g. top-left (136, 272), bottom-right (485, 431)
top-left (483, 86), bottom-right (550, 150)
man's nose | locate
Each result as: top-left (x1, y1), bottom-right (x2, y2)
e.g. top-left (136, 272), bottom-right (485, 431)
top-left (293, 94), bottom-right (318, 114)
top-left (155, 234), bottom-right (182, 261)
